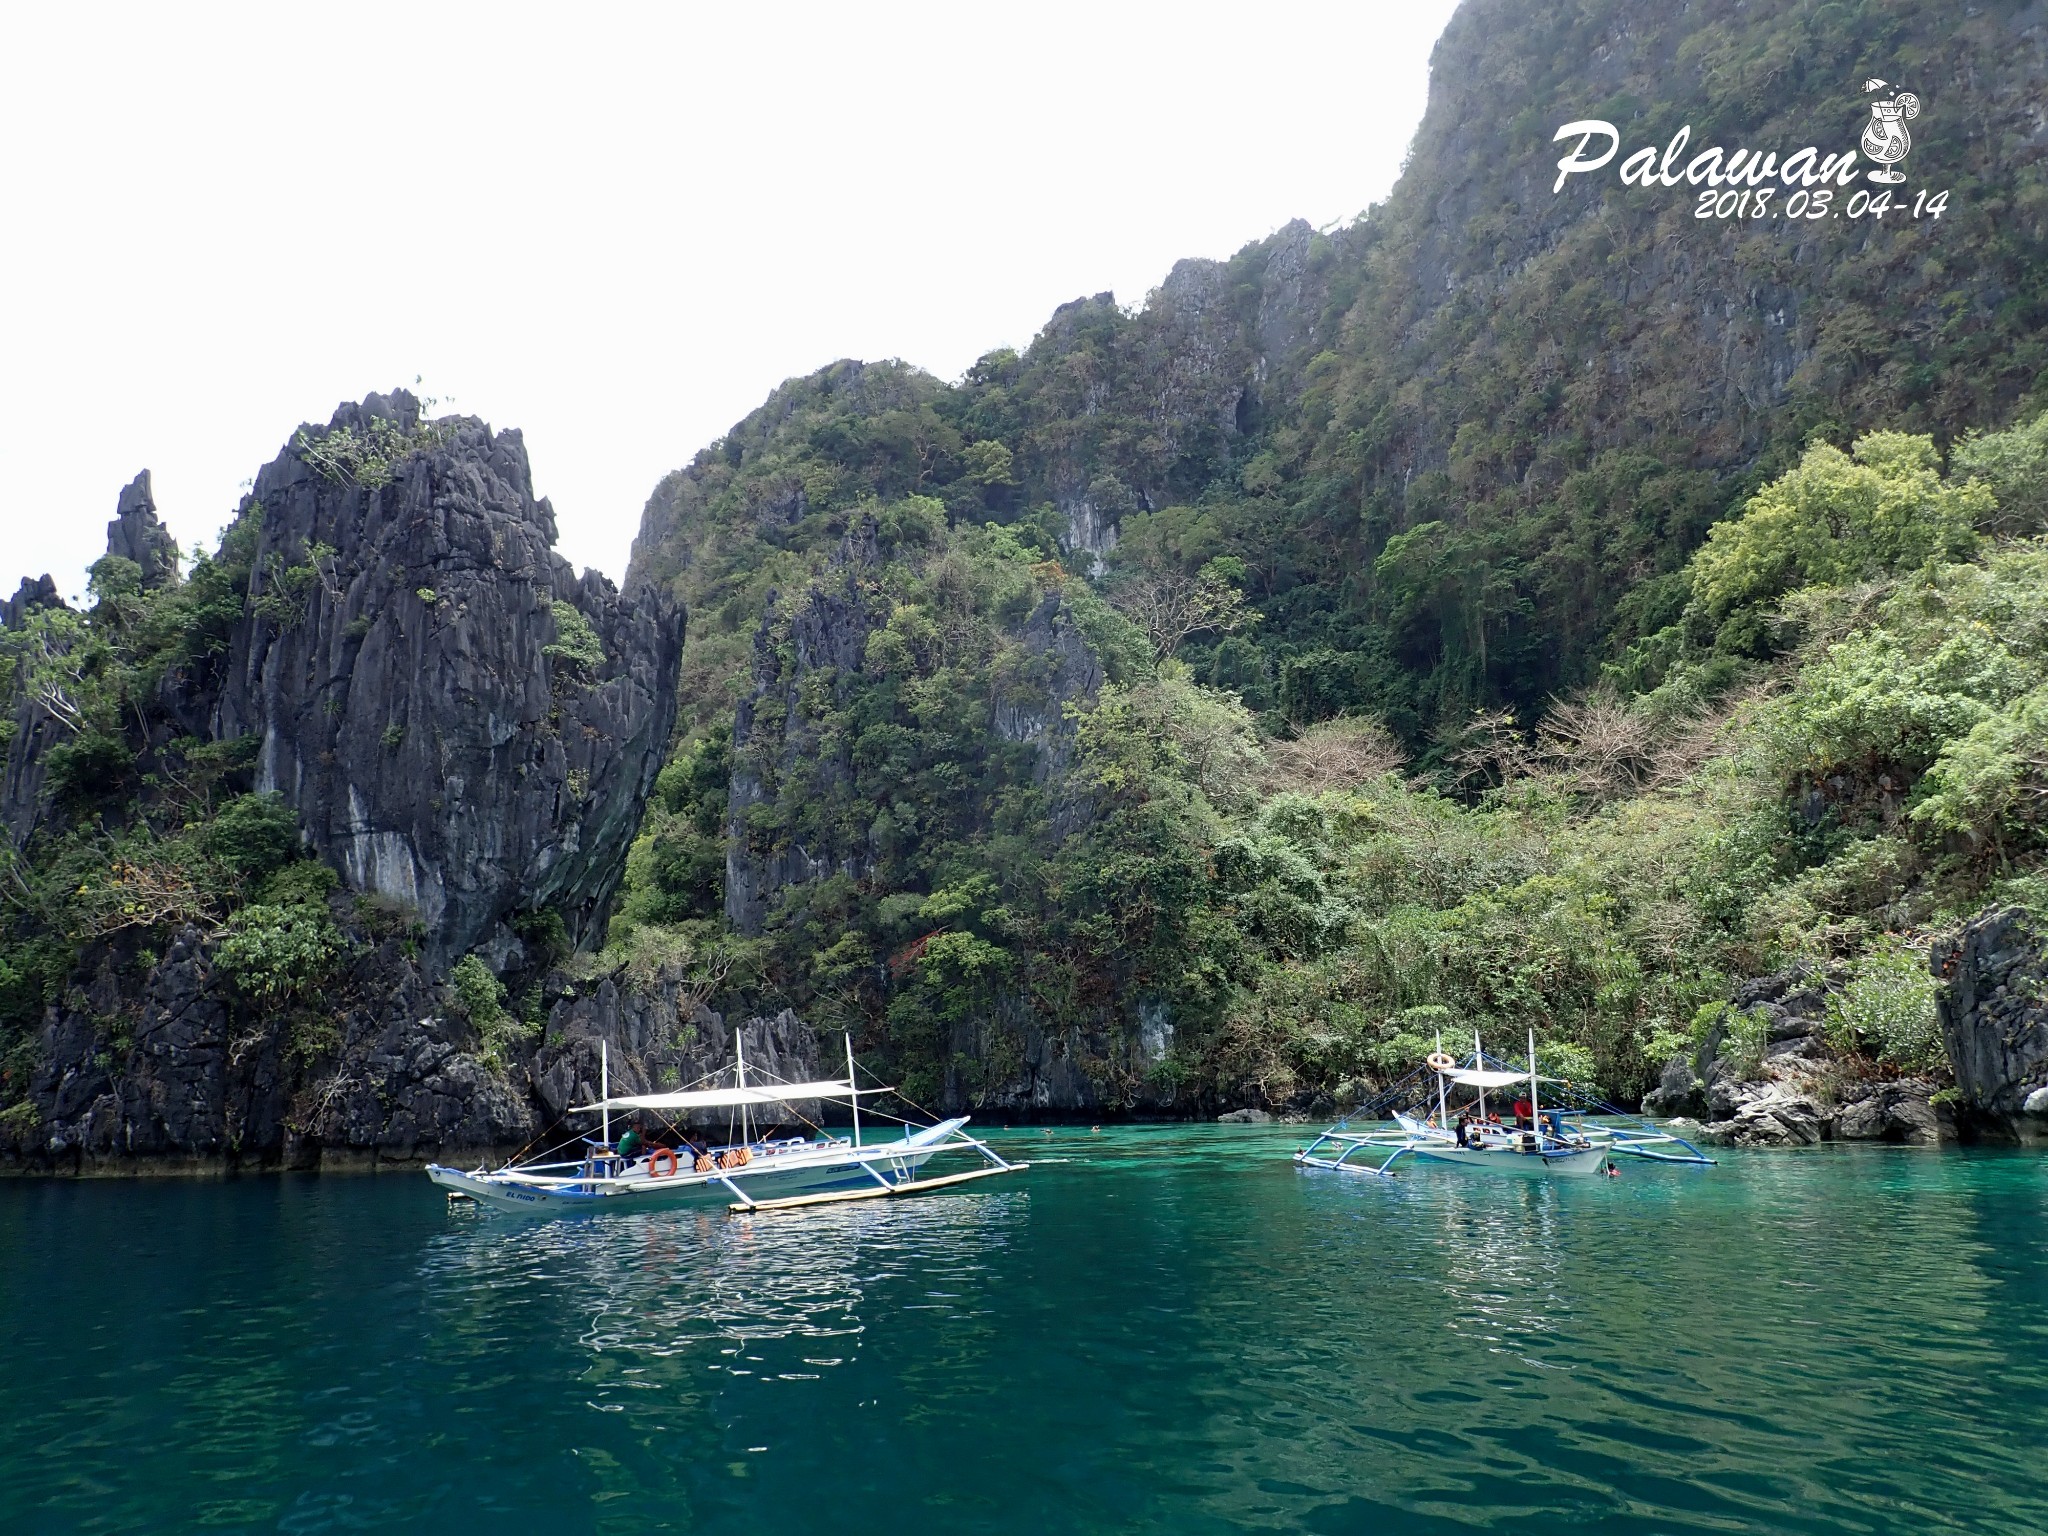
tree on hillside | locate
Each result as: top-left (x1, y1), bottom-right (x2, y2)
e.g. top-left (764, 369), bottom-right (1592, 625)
top-left (1109, 558), bottom-right (1253, 660)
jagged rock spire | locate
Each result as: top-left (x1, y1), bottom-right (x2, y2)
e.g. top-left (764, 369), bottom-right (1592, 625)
top-left (104, 471), bottom-right (180, 589)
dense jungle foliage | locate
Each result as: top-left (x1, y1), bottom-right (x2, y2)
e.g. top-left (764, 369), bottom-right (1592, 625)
top-left (608, 0), bottom-right (2048, 1107)
top-left (612, 408), bottom-right (2048, 1107)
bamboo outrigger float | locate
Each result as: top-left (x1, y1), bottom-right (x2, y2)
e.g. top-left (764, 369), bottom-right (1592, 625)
top-left (427, 1036), bottom-right (1025, 1214)
top-left (1295, 1029), bottom-right (1714, 1179)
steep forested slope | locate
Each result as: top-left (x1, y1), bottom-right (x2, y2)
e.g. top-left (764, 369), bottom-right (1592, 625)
top-left (606, 0), bottom-right (2048, 1120)
top-left (630, 0), bottom-right (2048, 738)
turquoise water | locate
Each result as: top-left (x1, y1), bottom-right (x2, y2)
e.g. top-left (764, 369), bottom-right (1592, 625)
top-left (3, 1127), bottom-right (2045, 1534)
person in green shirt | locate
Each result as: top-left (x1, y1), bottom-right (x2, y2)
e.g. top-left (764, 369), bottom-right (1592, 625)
top-left (616, 1124), bottom-right (643, 1163)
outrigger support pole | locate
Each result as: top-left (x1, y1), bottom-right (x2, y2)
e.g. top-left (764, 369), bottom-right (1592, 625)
top-left (950, 1132), bottom-right (1017, 1172)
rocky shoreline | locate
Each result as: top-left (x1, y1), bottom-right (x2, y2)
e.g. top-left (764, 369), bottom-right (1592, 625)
top-left (10, 902), bottom-right (2047, 1176)
top-left (1642, 907), bottom-right (2048, 1149)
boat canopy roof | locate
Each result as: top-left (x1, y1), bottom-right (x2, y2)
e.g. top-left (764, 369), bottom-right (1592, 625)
top-left (574, 1079), bottom-right (885, 1114)
top-left (1439, 1067), bottom-right (1554, 1089)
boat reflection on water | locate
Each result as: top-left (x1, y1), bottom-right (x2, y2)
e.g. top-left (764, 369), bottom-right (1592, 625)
top-left (418, 1188), bottom-right (1029, 1391)
top-left (1421, 1181), bottom-right (1576, 1352)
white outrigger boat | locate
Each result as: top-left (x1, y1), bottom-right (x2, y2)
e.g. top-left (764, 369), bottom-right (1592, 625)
top-left (428, 1037), bottom-right (1023, 1214)
top-left (1295, 1029), bottom-right (1713, 1179)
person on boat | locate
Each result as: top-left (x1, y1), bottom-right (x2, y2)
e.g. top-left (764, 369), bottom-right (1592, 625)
top-left (1543, 1108), bottom-right (1566, 1139)
top-left (616, 1123), bottom-right (644, 1164)
top-left (1455, 1113), bottom-right (1474, 1148)
top-left (1512, 1095), bottom-right (1533, 1128)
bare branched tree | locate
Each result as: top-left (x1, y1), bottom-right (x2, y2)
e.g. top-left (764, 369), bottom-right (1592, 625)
top-left (73, 857), bottom-right (221, 939)
top-left (1535, 694), bottom-right (1658, 798)
top-left (1261, 716), bottom-right (1407, 796)
top-left (1437, 707), bottom-right (1535, 791)
top-left (6, 619), bottom-right (93, 735)
top-left (1109, 569), bottom-right (1252, 659)
top-left (680, 943), bottom-right (740, 1016)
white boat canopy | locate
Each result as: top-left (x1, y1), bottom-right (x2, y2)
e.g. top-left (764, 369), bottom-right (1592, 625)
top-left (573, 1080), bottom-right (888, 1114)
top-left (1439, 1067), bottom-right (1555, 1089)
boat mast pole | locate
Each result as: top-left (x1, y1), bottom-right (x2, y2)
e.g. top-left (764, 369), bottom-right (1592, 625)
top-left (737, 1031), bottom-right (750, 1148)
top-left (1528, 1027), bottom-right (1540, 1142)
top-left (1434, 1030), bottom-right (1448, 1126)
top-left (846, 1033), bottom-right (862, 1148)
top-left (1473, 1029), bottom-right (1486, 1122)
top-left (601, 1040), bottom-right (611, 1149)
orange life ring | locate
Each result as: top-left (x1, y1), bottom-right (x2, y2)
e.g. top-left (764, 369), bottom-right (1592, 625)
top-left (647, 1147), bottom-right (679, 1179)
top-left (1426, 1051), bottom-right (1458, 1074)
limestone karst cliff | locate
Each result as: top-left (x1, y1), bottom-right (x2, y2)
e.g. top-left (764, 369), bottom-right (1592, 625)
top-left (0, 394), bottom-right (707, 1170)
top-left (214, 391), bottom-right (682, 966)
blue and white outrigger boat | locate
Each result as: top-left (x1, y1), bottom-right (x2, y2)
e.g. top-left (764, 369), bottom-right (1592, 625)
top-left (428, 1038), bottom-right (1024, 1214)
top-left (1295, 1030), bottom-right (1713, 1179)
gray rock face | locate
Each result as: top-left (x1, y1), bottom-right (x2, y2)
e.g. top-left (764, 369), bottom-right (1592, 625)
top-left (989, 592), bottom-right (1103, 838)
top-left (1644, 965), bottom-right (1828, 1119)
top-left (1835, 1080), bottom-right (1946, 1145)
top-left (940, 991), bottom-right (1185, 1118)
top-left (2, 574), bottom-right (61, 629)
top-left (104, 471), bottom-right (181, 589)
top-left (724, 519), bottom-right (888, 936)
top-left (1643, 1051), bottom-right (1709, 1120)
top-left (6, 908), bottom-right (826, 1173)
top-left (725, 517), bottom-right (1109, 944)
top-left (2, 392), bottom-right (695, 1170)
top-left (215, 391), bottom-right (685, 965)
top-left (1695, 1089), bottom-right (1824, 1148)
top-left (1932, 906), bottom-right (2048, 1134)
top-left (19, 918), bottom-right (534, 1172)
top-left (533, 1000), bottom-right (822, 1134)
top-left (1, 583), bottom-right (69, 849)
top-left (1651, 964), bottom-right (1956, 1147)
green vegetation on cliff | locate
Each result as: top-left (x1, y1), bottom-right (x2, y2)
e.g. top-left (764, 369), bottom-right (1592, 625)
top-left (609, 0), bottom-right (2048, 1110)
top-left (612, 409), bottom-right (2048, 1108)
top-left (0, 509), bottom-right (349, 1117)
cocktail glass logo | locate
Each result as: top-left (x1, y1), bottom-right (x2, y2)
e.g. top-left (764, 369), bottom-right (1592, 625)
top-left (1548, 77), bottom-right (1947, 223)
top-left (1859, 80), bottom-right (1919, 184)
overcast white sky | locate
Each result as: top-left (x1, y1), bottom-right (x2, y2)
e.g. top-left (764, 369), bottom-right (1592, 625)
top-left (0, 1), bottom-right (1458, 601)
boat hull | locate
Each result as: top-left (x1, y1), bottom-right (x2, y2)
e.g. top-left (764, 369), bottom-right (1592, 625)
top-left (428, 1120), bottom-right (972, 1214)
top-left (1411, 1141), bottom-right (1609, 1177)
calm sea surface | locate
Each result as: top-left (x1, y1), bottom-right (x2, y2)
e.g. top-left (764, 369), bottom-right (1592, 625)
top-left (3, 1127), bottom-right (2045, 1534)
